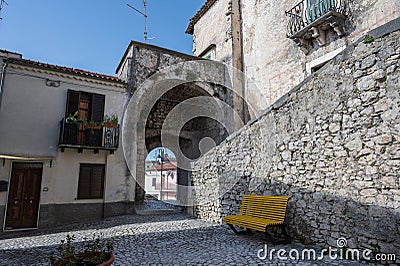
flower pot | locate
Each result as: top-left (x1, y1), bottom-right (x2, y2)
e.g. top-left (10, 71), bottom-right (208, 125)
top-left (85, 125), bottom-right (102, 130)
top-left (104, 123), bottom-right (118, 128)
top-left (98, 254), bottom-right (114, 266)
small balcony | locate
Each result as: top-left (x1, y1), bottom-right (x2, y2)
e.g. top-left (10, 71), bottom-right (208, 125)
top-left (58, 118), bottom-right (119, 154)
top-left (286, 0), bottom-right (347, 52)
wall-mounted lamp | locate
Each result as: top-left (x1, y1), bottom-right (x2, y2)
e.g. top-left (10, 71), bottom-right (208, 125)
top-left (45, 160), bottom-right (53, 168)
top-left (46, 79), bottom-right (60, 87)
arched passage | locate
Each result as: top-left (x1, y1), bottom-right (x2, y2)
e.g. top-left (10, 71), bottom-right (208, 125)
top-left (122, 60), bottom-right (246, 208)
top-left (142, 83), bottom-right (229, 204)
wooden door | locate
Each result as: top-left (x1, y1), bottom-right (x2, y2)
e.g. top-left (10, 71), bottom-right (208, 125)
top-left (77, 95), bottom-right (92, 144)
top-left (5, 163), bottom-right (42, 230)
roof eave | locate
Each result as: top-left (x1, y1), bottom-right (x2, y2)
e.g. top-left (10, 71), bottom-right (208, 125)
top-left (7, 58), bottom-right (126, 85)
top-left (185, 20), bottom-right (195, 35)
top-left (116, 41), bottom-right (135, 75)
top-left (185, 0), bottom-right (218, 35)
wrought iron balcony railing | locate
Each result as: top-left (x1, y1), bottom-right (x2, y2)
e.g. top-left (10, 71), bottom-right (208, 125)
top-left (286, 0), bottom-right (347, 39)
top-left (58, 118), bottom-right (119, 153)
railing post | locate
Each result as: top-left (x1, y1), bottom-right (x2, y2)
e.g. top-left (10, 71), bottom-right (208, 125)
top-left (286, 0), bottom-right (347, 40)
top-left (59, 119), bottom-right (120, 151)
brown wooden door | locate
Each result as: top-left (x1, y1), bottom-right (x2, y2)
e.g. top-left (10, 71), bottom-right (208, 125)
top-left (77, 96), bottom-right (92, 144)
top-left (5, 164), bottom-right (42, 230)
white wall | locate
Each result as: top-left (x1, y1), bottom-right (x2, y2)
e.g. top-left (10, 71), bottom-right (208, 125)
top-left (0, 63), bottom-right (132, 208)
top-left (192, 0), bottom-right (233, 64)
top-left (0, 65), bottom-right (126, 157)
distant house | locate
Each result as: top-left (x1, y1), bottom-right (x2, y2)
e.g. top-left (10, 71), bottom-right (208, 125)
top-left (145, 159), bottom-right (177, 200)
top-left (0, 50), bottom-right (132, 230)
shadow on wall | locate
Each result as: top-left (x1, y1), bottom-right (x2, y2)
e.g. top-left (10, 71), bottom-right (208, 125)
top-left (192, 27), bottom-right (400, 258)
top-left (194, 176), bottom-right (399, 255)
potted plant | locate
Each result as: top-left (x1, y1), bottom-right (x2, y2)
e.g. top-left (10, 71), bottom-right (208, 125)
top-left (49, 234), bottom-right (114, 266)
top-left (85, 120), bottom-right (102, 129)
top-left (103, 113), bottom-right (118, 128)
top-left (84, 120), bottom-right (102, 134)
top-left (66, 111), bottom-right (79, 123)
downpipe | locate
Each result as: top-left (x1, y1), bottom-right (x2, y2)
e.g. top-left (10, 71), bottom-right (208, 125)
top-left (0, 60), bottom-right (8, 110)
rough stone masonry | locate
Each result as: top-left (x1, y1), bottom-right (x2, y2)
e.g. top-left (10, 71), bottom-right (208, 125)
top-left (192, 30), bottom-right (400, 260)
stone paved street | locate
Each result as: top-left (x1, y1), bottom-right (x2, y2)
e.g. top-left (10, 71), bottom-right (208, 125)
top-left (0, 213), bottom-right (376, 265)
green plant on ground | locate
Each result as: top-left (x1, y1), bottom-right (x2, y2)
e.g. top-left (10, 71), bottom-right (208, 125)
top-left (49, 234), bottom-right (114, 266)
top-left (363, 35), bottom-right (375, 44)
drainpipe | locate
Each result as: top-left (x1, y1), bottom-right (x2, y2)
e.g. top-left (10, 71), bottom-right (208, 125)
top-left (0, 60), bottom-right (8, 111)
top-left (231, 0), bottom-right (250, 129)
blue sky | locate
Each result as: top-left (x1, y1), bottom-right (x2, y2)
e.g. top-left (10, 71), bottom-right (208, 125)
top-left (0, 0), bottom-right (204, 75)
top-left (146, 147), bottom-right (176, 162)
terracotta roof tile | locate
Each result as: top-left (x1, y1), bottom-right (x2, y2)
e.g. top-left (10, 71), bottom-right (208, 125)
top-left (146, 163), bottom-right (177, 172)
top-left (6, 58), bottom-right (126, 84)
top-left (186, 0), bottom-right (218, 35)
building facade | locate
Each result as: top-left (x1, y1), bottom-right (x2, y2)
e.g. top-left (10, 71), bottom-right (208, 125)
top-left (186, 0), bottom-right (400, 112)
top-left (0, 51), bottom-right (133, 230)
top-left (0, 40), bottom-right (234, 231)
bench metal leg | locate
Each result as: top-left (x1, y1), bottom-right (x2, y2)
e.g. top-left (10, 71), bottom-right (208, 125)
top-left (265, 225), bottom-right (291, 245)
top-left (228, 224), bottom-right (253, 235)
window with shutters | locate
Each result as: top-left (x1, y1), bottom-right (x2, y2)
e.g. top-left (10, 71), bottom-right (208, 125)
top-left (59, 89), bottom-right (119, 152)
top-left (65, 90), bottom-right (105, 123)
top-left (199, 44), bottom-right (216, 60)
top-left (77, 164), bottom-right (105, 199)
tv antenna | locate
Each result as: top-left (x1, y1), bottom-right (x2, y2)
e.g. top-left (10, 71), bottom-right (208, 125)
top-left (0, 0), bottom-right (8, 20)
top-left (127, 0), bottom-right (155, 43)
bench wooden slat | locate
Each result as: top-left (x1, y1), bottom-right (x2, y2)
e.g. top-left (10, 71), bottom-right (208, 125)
top-left (224, 195), bottom-right (290, 233)
top-left (239, 195), bottom-right (289, 223)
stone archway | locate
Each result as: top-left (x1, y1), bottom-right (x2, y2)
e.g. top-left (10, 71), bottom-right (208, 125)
top-left (141, 83), bottom-right (229, 204)
top-left (122, 58), bottom-right (246, 209)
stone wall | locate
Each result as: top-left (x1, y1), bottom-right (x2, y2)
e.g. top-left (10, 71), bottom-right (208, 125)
top-left (241, 0), bottom-right (400, 110)
top-left (192, 29), bottom-right (400, 257)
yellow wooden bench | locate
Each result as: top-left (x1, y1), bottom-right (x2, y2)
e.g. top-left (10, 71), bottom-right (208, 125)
top-left (223, 195), bottom-right (291, 244)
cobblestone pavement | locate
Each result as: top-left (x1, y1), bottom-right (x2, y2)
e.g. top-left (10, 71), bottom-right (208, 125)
top-left (0, 213), bottom-right (380, 265)
top-left (134, 199), bottom-right (183, 212)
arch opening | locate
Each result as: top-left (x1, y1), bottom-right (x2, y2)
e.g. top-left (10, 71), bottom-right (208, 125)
top-left (145, 147), bottom-right (177, 201)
